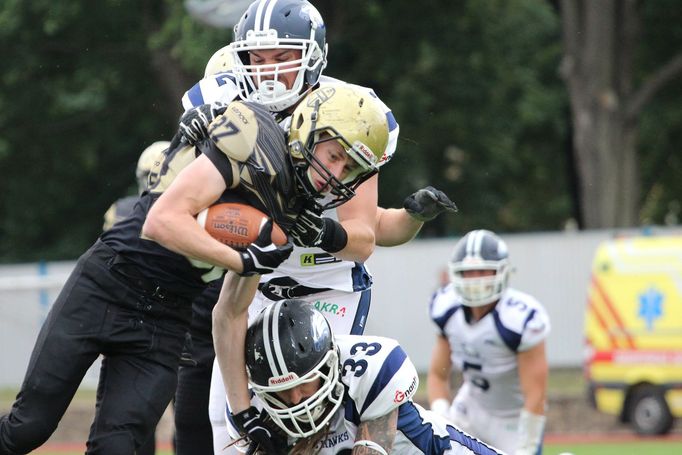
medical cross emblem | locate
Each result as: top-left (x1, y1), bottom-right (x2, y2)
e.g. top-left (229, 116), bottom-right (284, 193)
top-left (638, 287), bottom-right (663, 331)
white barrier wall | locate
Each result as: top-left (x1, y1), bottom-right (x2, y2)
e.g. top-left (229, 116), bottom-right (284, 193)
top-left (1, 228), bottom-right (679, 386)
top-left (364, 230), bottom-right (607, 371)
top-left (0, 261), bottom-right (102, 388)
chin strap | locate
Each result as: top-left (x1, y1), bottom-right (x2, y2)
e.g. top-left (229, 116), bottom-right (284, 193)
top-left (514, 409), bottom-right (546, 455)
top-left (353, 440), bottom-right (389, 455)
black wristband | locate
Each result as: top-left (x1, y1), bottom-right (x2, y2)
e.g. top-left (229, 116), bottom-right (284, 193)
top-left (319, 218), bottom-right (348, 253)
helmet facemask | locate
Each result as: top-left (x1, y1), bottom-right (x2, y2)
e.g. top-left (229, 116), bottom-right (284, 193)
top-left (289, 126), bottom-right (379, 211)
top-left (449, 259), bottom-right (510, 307)
top-left (448, 230), bottom-right (511, 307)
top-left (289, 91), bottom-right (388, 210)
top-left (231, 28), bottom-right (327, 112)
top-left (251, 348), bottom-right (344, 438)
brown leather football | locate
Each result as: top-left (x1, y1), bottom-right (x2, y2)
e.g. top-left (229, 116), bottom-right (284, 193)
top-left (196, 203), bottom-right (287, 250)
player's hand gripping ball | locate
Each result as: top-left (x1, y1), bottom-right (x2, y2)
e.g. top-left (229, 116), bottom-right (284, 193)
top-left (196, 203), bottom-right (287, 250)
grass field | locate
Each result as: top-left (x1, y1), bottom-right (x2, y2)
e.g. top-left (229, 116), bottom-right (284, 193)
top-left (29, 439), bottom-right (682, 454)
top-left (545, 440), bottom-right (682, 455)
top-left (5, 369), bottom-right (682, 454)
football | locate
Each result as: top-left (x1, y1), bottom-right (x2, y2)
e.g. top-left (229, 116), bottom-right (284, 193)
top-left (196, 202), bottom-right (287, 250)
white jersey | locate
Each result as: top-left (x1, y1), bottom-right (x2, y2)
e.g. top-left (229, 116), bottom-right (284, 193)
top-left (429, 285), bottom-right (551, 416)
top-left (182, 72), bottom-right (399, 292)
top-left (240, 335), bottom-right (502, 455)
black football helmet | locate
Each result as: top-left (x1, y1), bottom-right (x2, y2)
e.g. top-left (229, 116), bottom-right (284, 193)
top-left (230, 0), bottom-right (328, 112)
top-left (449, 229), bottom-right (510, 307)
top-left (245, 300), bottom-right (343, 438)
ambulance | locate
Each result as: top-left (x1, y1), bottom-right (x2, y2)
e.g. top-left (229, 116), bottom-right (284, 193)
top-left (584, 235), bottom-right (682, 435)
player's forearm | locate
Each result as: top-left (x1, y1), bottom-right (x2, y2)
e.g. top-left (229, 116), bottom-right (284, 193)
top-left (518, 344), bottom-right (549, 415)
top-left (523, 387), bottom-right (547, 415)
top-left (332, 219), bottom-right (375, 262)
top-left (143, 209), bottom-right (244, 273)
top-left (212, 275), bottom-right (259, 413)
top-left (213, 311), bottom-right (251, 413)
top-left (353, 408), bottom-right (398, 455)
top-left (426, 373), bottom-right (451, 403)
top-left (427, 336), bottom-right (453, 403)
top-left (375, 208), bottom-right (423, 247)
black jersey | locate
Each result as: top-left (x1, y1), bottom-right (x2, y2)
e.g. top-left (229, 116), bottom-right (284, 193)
top-left (102, 101), bottom-right (302, 298)
top-left (102, 195), bottom-right (138, 232)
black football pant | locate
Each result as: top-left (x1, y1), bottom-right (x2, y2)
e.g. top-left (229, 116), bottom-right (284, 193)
top-left (174, 297), bottom-right (216, 455)
top-left (0, 241), bottom-right (192, 454)
top-left (174, 336), bottom-right (215, 455)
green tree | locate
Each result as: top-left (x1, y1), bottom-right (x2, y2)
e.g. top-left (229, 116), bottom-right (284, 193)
top-left (1, 0), bottom-right (680, 262)
top-left (0, 0), bottom-right (228, 261)
top-left (559, 0), bottom-right (682, 228)
top-left (319, 0), bottom-right (570, 236)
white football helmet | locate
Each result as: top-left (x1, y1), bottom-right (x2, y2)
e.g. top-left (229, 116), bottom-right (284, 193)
top-left (230, 0), bottom-right (327, 112)
top-left (449, 229), bottom-right (510, 307)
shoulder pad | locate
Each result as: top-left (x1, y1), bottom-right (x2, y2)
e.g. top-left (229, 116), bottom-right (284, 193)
top-left (493, 289), bottom-right (551, 351)
top-left (209, 101), bottom-right (260, 163)
top-left (336, 335), bottom-right (418, 423)
top-left (429, 285), bottom-right (462, 332)
top-left (182, 71), bottom-right (240, 111)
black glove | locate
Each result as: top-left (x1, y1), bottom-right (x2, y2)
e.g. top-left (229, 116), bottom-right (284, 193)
top-left (290, 207), bottom-right (348, 253)
top-left (178, 102), bottom-right (227, 145)
top-left (232, 406), bottom-right (287, 455)
top-left (239, 219), bottom-right (294, 276)
top-left (403, 186), bottom-right (458, 222)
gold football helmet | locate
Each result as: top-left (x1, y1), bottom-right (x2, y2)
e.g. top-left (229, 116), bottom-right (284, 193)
top-left (288, 85), bottom-right (389, 209)
top-left (136, 141), bottom-right (169, 193)
top-left (204, 44), bottom-right (234, 77)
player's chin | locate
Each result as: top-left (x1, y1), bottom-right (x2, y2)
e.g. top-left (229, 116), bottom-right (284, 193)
top-left (315, 181), bottom-right (331, 193)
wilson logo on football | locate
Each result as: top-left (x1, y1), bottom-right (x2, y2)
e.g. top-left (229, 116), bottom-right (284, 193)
top-left (210, 222), bottom-right (248, 237)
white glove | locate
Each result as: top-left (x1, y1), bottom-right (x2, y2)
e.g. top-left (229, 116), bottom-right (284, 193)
top-left (514, 409), bottom-right (546, 455)
top-left (430, 398), bottom-right (451, 419)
